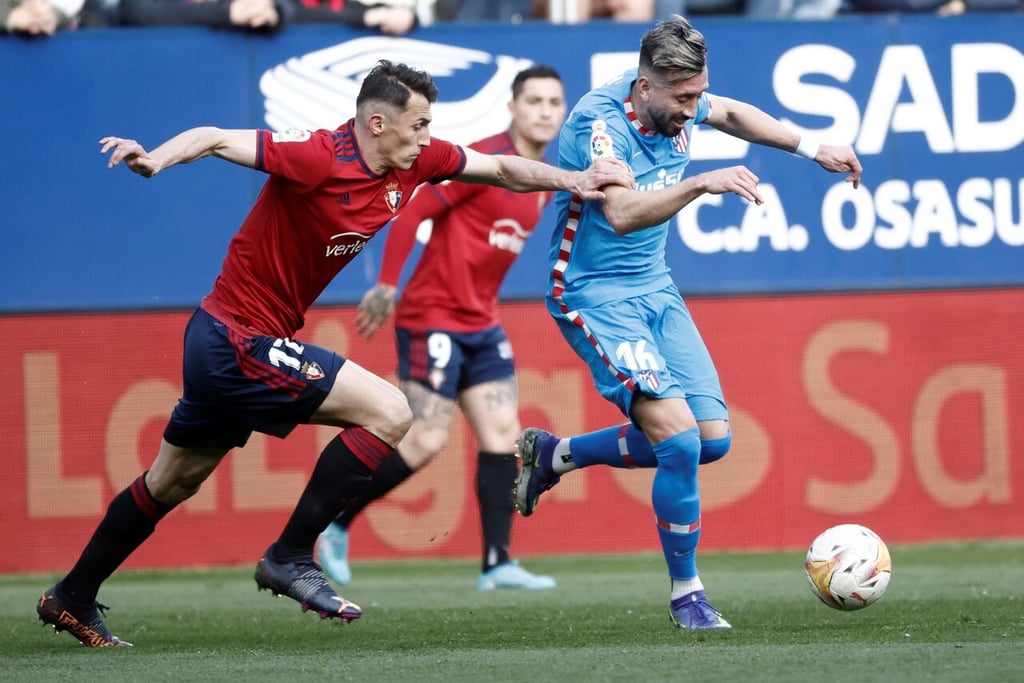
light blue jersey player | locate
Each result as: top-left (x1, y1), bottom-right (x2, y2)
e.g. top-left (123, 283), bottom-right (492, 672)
top-left (514, 15), bottom-right (863, 630)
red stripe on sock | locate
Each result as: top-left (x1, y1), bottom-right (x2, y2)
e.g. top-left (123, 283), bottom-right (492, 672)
top-left (618, 424), bottom-right (636, 468)
top-left (340, 427), bottom-right (393, 471)
top-left (130, 475), bottom-right (172, 521)
top-left (657, 516), bottom-right (701, 534)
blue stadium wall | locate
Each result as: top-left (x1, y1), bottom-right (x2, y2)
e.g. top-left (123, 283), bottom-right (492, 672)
top-left (2, 14), bottom-right (1022, 312)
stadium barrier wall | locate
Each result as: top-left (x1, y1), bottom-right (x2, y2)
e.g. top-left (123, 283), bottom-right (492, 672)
top-left (3, 292), bottom-right (1022, 573)
top-left (2, 17), bottom-right (1022, 573)
top-left (2, 16), bottom-right (1022, 311)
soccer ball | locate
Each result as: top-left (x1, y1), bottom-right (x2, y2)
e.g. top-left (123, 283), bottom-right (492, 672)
top-left (804, 524), bottom-right (892, 610)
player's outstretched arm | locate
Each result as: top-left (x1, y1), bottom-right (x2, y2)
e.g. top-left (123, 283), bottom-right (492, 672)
top-left (457, 149), bottom-right (633, 199)
top-left (704, 94), bottom-right (863, 189)
top-left (99, 127), bottom-right (258, 178)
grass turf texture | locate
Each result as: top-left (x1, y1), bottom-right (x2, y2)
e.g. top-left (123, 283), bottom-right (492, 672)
top-left (3, 542), bottom-right (1022, 682)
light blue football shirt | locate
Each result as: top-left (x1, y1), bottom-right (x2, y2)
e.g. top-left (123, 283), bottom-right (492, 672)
top-left (546, 69), bottom-right (710, 313)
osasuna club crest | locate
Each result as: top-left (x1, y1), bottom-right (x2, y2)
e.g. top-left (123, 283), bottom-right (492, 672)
top-left (302, 361), bottom-right (325, 381)
top-left (384, 182), bottom-right (402, 213)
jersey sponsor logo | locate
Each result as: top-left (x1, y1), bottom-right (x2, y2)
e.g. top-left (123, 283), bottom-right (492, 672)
top-left (637, 167), bottom-right (685, 192)
top-left (590, 120), bottom-right (615, 160)
top-left (326, 231), bottom-right (369, 257)
top-left (489, 218), bottom-right (530, 254)
top-left (260, 37), bottom-right (533, 146)
top-left (271, 128), bottom-right (311, 143)
top-left (384, 182), bottom-right (402, 213)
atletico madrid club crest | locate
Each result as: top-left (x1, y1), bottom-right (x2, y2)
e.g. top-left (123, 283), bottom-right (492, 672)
top-left (636, 369), bottom-right (660, 391)
top-left (384, 182), bottom-right (402, 213)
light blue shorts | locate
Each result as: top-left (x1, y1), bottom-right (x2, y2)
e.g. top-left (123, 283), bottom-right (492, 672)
top-left (548, 285), bottom-right (728, 422)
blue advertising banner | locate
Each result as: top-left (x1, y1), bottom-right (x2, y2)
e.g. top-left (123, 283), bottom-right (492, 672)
top-left (2, 15), bottom-right (1021, 312)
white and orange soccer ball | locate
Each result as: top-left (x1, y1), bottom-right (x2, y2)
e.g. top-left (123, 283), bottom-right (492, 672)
top-left (804, 524), bottom-right (892, 611)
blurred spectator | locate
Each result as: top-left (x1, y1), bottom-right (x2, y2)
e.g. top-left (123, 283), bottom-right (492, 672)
top-left (582, 0), bottom-right (682, 20)
top-left (850, 0), bottom-right (1019, 13)
top-left (116, 0), bottom-right (420, 33)
top-left (119, 0), bottom-right (288, 30)
top-left (746, 0), bottom-right (840, 19)
top-left (385, 0), bottom-right (436, 25)
top-left (443, 0), bottom-right (536, 22)
top-left (2, 0), bottom-right (83, 34)
top-left (292, 0), bottom-right (418, 33)
top-left (575, 0), bottom-right (742, 20)
top-left (77, 0), bottom-right (119, 25)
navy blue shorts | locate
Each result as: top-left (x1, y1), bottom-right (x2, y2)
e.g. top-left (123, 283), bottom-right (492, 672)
top-left (395, 325), bottom-right (514, 400)
top-left (163, 308), bottom-right (346, 450)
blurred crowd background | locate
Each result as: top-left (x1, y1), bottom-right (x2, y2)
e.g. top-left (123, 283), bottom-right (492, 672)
top-left (3, 0), bottom-right (1022, 40)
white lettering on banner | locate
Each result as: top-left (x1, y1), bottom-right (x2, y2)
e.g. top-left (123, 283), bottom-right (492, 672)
top-left (822, 177), bottom-right (1024, 249)
top-left (860, 46), bottom-right (954, 154)
top-left (676, 177), bottom-right (1023, 253)
top-left (677, 184), bottom-right (809, 253)
top-left (773, 42), bottom-right (1024, 154)
top-left (953, 43), bottom-right (1024, 153)
top-left (774, 44), bottom-right (860, 143)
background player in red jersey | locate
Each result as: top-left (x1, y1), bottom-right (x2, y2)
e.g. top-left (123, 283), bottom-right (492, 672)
top-left (35, 60), bottom-right (633, 648)
top-left (315, 66), bottom-right (567, 591)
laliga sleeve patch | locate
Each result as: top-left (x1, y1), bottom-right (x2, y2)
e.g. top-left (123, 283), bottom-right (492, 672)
top-left (589, 120), bottom-right (615, 160)
top-left (271, 128), bottom-right (312, 143)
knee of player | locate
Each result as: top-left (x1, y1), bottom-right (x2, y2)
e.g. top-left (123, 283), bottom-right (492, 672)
top-left (700, 431), bottom-right (732, 465)
top-left (402, 424), bottom-right (449, 462)
top-left (372, 394), bottom-right (413, 445)
top-left (391, 402), bottom-right (415, 441)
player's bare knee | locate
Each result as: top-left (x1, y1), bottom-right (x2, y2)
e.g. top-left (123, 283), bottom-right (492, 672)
top-left (372, 393), bottom-right (413, 446)
top-left (404, 426), bottom-right (449, 462)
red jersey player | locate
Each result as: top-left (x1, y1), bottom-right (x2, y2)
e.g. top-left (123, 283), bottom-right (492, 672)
top-left (36, 60), bottom-right (632, 648)
top-left (315, 66), bottom-right (567, 592)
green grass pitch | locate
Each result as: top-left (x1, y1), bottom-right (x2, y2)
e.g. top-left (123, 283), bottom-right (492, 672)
top-left (3, 542), bottom-right (1022, 682)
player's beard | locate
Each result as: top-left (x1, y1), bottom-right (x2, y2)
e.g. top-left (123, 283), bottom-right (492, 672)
top-left (649, 108), bottom-right (688, 138)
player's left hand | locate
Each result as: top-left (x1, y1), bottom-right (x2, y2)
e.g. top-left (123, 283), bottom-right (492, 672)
top-left (355, 284), bottom-right (397, 339)
top-left (99, 137), bottom-right (161, 177)
top-left (815, 144), bottom-right (862, 189)
top-left (575, 157), bottom-right (635, 200)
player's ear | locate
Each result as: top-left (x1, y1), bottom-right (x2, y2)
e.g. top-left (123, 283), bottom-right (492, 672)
top-left (636, 75), bottom-right (653, 102)
top-left (368, 112), bottom-right (385, 136)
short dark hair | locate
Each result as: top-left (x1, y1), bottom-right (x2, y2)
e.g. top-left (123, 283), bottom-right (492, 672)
top-left (356, 60), bottom-right (439, 109)
top-left (511, 64), bottom-right (562, 100)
